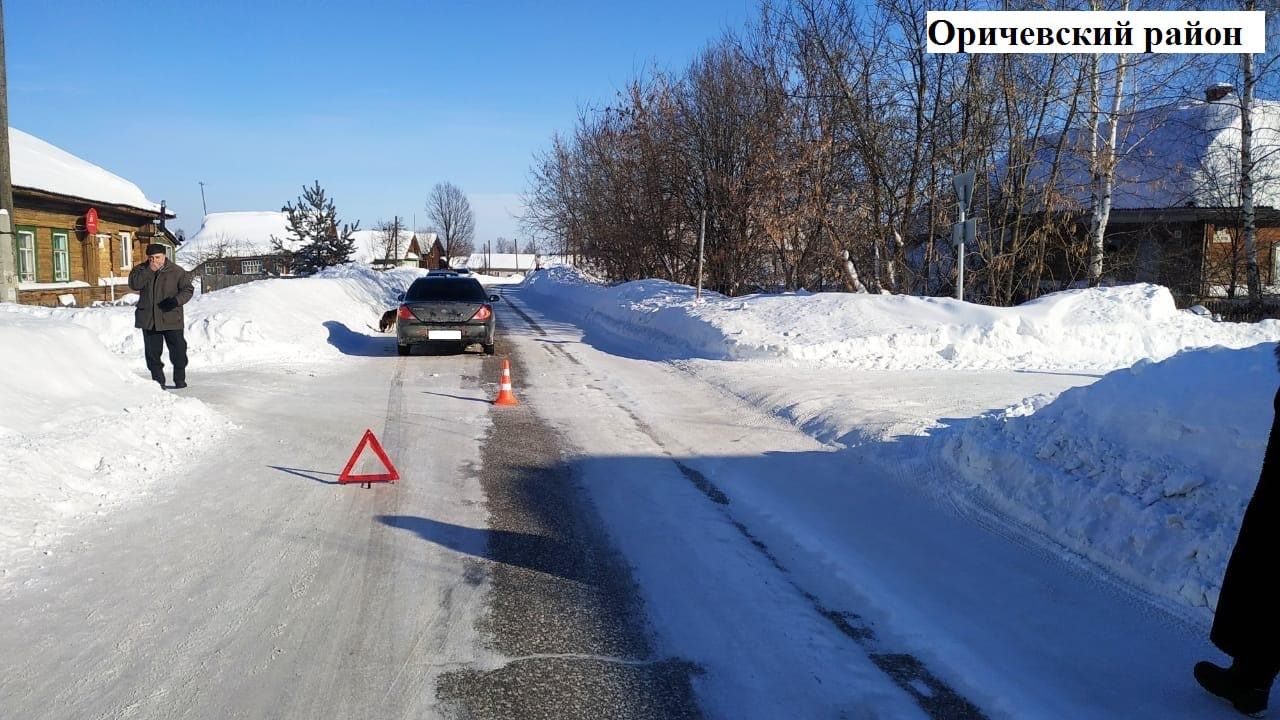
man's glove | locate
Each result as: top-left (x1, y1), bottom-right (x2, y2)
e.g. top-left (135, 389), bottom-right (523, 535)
top-left (158, 298), bottom-right (178, 311)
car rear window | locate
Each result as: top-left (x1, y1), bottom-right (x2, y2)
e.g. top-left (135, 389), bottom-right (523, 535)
top-left (405, 278), bottom-right (488, 302)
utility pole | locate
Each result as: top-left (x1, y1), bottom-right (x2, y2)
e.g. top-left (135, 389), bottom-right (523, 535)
top-left (198, 181), bottom-right (208, 217)
top-left (696, 208), bottom-right (706, 300)
top-left (0, 0), bottom-right (18, 303)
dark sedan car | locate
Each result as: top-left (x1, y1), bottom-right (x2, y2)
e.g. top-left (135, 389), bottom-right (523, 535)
top-left (396, 276), bottom-right (498, 356)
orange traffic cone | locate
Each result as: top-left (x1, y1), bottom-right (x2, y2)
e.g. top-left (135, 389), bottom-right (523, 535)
top-left (494, 359), bottom-right (519, 406)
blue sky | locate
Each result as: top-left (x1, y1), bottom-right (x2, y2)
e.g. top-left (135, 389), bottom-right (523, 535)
top-left (5, 1), bottom-right (757, 245)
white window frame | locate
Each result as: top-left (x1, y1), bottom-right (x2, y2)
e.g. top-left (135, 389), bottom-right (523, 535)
top-left (119, 232), bottom-right (133, 268)
top-left (241, 259), bottom-right (263, 275)
top-left (16, 229), bottom-right (36, 282)
top-left (52, 231), bottom-right (70, 282)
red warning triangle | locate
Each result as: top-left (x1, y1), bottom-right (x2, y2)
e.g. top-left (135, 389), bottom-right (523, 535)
top-left (338, 429), bottom-right (400, 484)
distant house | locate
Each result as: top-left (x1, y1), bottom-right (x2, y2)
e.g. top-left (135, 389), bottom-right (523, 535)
top-left (7, 127), bottom-right (176, 306)
top-left (1027, 84), bottom-right (1280, 303)
top-left (348, 229), bottom-right (445, 269)
top-left (176, 211), bottom-right (295, 291)
top-left (456, 251), bottom-right (571, 277)
top-left (179, 216), bottom-right (449, 289)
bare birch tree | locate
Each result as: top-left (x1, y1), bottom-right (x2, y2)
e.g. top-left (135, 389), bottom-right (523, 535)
top-left (1086, 50), bottom-right (1129, 287)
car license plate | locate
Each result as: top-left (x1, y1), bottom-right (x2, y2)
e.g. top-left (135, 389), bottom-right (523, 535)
top-left (428, 330), bottom-right (463, 340)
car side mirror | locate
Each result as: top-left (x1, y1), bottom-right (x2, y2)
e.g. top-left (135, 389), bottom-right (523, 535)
top-left (489, 294), bottom-right (499, 302)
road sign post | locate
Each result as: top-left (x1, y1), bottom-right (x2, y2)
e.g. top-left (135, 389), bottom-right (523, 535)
top-left (952, 171), bottom-right (975, 302)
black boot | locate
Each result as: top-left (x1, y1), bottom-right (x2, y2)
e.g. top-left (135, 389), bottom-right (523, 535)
top-left (173, 367), bottom-right (187, 389)
top-left (1195, 660), bottom-right (1272, 717)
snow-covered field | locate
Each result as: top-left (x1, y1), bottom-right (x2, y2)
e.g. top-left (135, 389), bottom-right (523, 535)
top-left (4, 262), bottom-right (1279, 626)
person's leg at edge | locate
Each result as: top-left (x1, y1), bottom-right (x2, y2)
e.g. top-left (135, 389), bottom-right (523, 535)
top-left (1195, 656), bottom-right (1278, 716)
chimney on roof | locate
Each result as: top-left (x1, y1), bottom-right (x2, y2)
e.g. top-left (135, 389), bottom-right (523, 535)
top-left (1206, 84), bottom-right (1234, 102)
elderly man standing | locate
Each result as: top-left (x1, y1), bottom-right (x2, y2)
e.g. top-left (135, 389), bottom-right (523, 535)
top-left (128, 243), bottom-right (194, 389)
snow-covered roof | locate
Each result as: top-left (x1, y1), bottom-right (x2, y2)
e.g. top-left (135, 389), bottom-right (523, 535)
top-left (178, 216), bottom-right (439, 268)
top-left (175, 211), bottom-right (292, 269)
top-left (9, 127), bottom-right (166, 215)
top-left (1027, 94), bottom-right (1280, 211)
top-left (348, 229), bottom-right (432, 264)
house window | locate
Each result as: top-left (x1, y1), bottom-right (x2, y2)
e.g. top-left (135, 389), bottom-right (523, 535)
top-left (207, 262), bottom-right (226, 275)
top-left (15, 227), bottom-right (36, 282)
top-left (242, 259), bottom-right (263, 274)
top-left (119, 232), bottom-right (133, 268)
top-left (52, 231), bottom-right (70, 282)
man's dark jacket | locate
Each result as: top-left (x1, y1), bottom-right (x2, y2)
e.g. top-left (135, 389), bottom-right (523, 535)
top-left (128, 261), bottom-right (194, 331)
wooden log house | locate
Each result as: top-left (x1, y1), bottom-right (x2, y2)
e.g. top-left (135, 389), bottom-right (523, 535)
top-left (8, 128), bottom-right (175, 307)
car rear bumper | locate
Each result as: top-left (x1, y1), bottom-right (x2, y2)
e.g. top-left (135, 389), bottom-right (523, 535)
top-left (398, 322), bottom-right (493, 345)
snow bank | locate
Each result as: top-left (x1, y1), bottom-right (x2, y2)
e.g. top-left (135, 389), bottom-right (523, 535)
top-left (524, 267), bottom-right (1280, 371)
top-left (942, 343), bottom-right (1277, 611)
top-left (0, 315), bottom-right (231, 573)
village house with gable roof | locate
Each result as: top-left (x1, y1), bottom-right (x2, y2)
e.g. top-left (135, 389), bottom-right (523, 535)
top-left (177, 211), bottom-right (447, 291)
top-left (7, 127), bottom-right (176, 307)
top-left (1026, 84), bottom-right (1280, 307)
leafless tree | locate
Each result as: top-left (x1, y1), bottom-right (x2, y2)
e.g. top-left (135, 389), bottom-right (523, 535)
top-left (425, 182), bottom-right (476, 262)
top-left (519, 0), bottom-right (1270, 306)
top-left (187, 233), bottom-right (256, 266)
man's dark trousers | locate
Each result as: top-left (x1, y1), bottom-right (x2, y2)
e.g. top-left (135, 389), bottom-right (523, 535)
top-left (143, 328), bottom-right (188, 385)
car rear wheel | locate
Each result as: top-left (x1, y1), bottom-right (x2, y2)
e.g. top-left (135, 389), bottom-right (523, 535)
top-left (397, 343), bottom-right (411, 356)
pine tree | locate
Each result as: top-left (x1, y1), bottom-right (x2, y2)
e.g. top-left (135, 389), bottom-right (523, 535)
top-left (271, 180), bottom-right (360, 276)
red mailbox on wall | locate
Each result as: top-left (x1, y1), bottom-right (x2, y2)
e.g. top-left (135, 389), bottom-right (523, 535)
top-left (85, 208), bottom-right (98, 234)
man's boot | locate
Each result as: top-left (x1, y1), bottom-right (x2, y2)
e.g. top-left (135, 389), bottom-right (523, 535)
top-left (151, 371), bottom-right (166, 388)
top-left (173, 367), bottom-right (187, 389)
top-left (1195, 660), bottom-right (1272, 717)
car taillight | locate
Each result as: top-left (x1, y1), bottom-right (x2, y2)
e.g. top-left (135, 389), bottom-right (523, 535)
top-left (471, 305), bottom-right (492, 321)
top-left (397, 305), bottom-right (413, 319)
